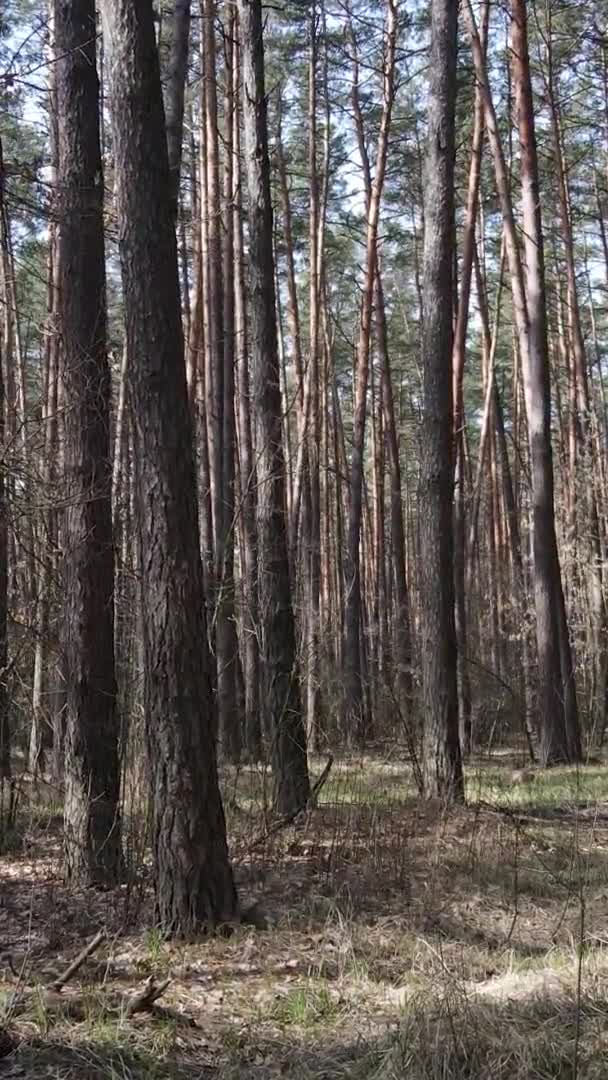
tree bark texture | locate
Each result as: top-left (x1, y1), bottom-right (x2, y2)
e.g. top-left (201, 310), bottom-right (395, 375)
top-left (237, 0), bottom-right (310, 813)
top-left (419, 0), bottom-right (464, 801)
top-left (102, 0), bottom-right (237, 934)
top-left (55, 0), bottom-right (121, 884)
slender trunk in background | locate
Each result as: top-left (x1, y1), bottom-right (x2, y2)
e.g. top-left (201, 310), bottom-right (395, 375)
top-left (233, 29), bottom-right (261, 758)
top-left (237, 0), bottom-right (310, 813)
top-left (102, 0), bottom-right (237, 934)
top-left (0, 144), bottom-right (9, 781)
top-left (510, 0), bottom-right (580, 764)
top-left (217, 4), bottom-right (244, 761)
top-left (29, 3), bottom-right (61, 778)
top-left (452, 0), bottom-right (488, 755)
top-left (194, 13), bottom-right (216, 618)
top-left (306, 2), bottom-right (322, 750)
top-left (544, 21), bottom-right (607, 745)
top-left (350, 28), bottom-right (413, 724)
top-left (203, 0), bottom-right (224, 585)
top-left (343, 0), bottom-right (397, 747)
top-left (419, 0), bottom-right (463, 801)
top-left (276, 97), bottom-right (304, 415)
top-left (465, 0), bottom-right (580, 765)
top-left (0, 184), bottom-right (35, 616)
top-left (164, 0), bottom-right (191, 215)
top-left (55, 0), bottom-right (121, 884)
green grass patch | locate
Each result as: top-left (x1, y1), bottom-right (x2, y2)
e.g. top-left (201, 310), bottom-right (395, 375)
top-left (269, 981), bottom-right (345, 1028)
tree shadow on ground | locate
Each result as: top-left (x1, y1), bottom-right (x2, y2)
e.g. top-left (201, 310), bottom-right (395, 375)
top-left (4, 979), bottom-right (608, 1078)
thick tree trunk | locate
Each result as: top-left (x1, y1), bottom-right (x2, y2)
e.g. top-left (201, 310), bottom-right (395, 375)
top-left (419, 0), bottom-right (464, 801)
top-left (237, 0), bottom-right (310, 813)
top-left (102, 0), bottom-right (237, 934)
top-left (55, 0), bottom-right (121, 884)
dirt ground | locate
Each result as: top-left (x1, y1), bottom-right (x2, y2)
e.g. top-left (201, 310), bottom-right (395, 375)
top-left (2, 755), bottom-right (608, 1078)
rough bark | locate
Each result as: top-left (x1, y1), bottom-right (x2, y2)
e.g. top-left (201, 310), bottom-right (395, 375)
top-left (102, 0), bottom-right (237, 934)
top-left (55, 0), bottom-right (121, 884)
top-left (419, 0), bottom-right (464, 801)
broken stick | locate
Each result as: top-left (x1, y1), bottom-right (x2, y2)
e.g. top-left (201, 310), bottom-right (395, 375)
top-left (124, 975), bottom-right (172, 1017)
top-left (51, 930), bottom-right (105, 992)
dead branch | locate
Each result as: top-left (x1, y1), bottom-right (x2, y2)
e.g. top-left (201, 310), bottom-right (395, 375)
top-left (240, 755), bottom-right (334, 858)
top-left (309, 753), bottom-right (334, 805)
top-left (51, 929), bottom-right (105, 992)
top-left (124, 975), bottom-right (172, 1017)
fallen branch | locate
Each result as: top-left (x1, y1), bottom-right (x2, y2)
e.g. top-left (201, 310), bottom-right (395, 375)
top-left (51, 930), bottom-right (105, 992)
top-left (6, 931), bottom-right (175, 1025)
top-left (124, 975), bottom-right (172, 1017)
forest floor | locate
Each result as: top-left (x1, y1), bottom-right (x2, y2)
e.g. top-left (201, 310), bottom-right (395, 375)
top-left (2, 751), bottom-right (608, 1078)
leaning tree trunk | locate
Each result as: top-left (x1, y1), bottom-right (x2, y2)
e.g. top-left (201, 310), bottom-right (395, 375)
top-left (102, 0), bottom-right (237, 935)
top-left (55, 0), bottom-right (121, 885)
top-left (419, 0), bottom-right (464, 801)
top-left (237, 0), bottom-right (310, 814)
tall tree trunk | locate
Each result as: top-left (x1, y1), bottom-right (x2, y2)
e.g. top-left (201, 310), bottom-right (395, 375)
top-left (29, 3), bottom-right (61, 778)
top-left (419, 0), bottom-right (464, 801)
top-left (203, 0), bottom-right (223, 586)
top-left (217, 5), bottom-right (244, 761)
top-left (350, 17), bottom-right (413, 732)
top-left (237, 0), bottom-right (310, 813)
top-left (233, 34), bottom-right (261, 758)
top-left (164, 0), bottom-right (191, 215)
top-left (544, 25), bottom-right (607, 744)
top-left (509, 0), bottom-right (580, 764)
top-left (0, 144), bottom-right (9, 782)
top-left (465, 0), bottom-right (581, 765)
top-left (305, 1), bottom-right (322, 750)
top-left (102, 0), bottom-right (237, 934)
top-left (343, 0), bottom-right (397, 747)
top-left (55, 0), bottom-right (121, 884)
top-left (452, 0), bottom-right (488, 755)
